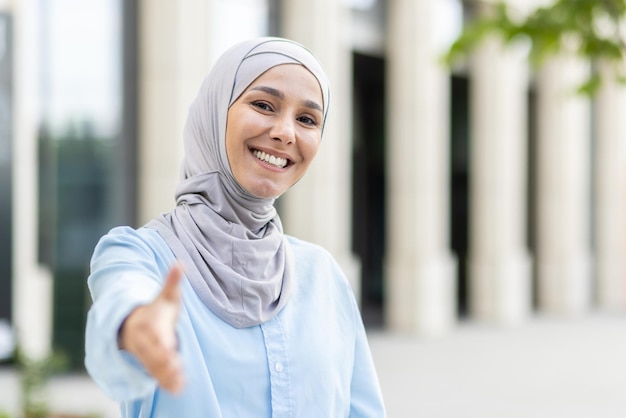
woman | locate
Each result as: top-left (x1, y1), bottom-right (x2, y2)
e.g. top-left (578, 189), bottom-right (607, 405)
top-left (85, 37), bottom-right (386, 417)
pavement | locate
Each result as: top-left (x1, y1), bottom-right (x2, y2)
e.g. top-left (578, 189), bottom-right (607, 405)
top-left (369, 311), bottom-right (626, 418)
top-left (1, 311), bottom-right (625, 418)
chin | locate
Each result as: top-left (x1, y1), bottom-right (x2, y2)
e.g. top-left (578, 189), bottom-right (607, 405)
top-left (245, 184), bottom-right (286, 199)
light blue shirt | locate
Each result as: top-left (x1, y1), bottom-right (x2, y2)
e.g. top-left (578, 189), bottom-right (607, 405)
top-left (85, 226), bottom-right (386, 417)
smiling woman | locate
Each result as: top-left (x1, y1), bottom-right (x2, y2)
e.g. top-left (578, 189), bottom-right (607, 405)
top-left (84, 37), bottom-right (386, 417)
top-left (226, 64), bottom-right (323, 198)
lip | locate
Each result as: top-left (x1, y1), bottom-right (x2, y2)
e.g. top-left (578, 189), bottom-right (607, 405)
top-left (249, 146), bottom-right (295, 168)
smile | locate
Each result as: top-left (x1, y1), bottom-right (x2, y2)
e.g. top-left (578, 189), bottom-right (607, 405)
top-left (252, 149), bottom-right (289, 168)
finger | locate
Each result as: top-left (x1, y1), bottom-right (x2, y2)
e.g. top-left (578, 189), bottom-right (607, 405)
top-left (158, 263), bottom-right (184, 304)
top-left (162, 355), bottom-right (185, 394)
top-left (148, 351), bottom-right (185, 394)
top-left (136, 336), bottom-right (178, 374)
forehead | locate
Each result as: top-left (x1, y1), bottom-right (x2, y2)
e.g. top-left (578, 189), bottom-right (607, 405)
top-left (245, 64), bottom-right (323, 106)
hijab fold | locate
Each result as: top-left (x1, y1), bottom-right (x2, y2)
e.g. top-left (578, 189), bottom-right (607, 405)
top-left (147, 38), bottom-right (330, 328)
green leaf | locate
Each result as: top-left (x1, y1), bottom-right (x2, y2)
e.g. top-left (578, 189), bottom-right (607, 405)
top-left (443, 0), bottom-right (626, 96)
top-left (577, 73), bottom-right (602, 95)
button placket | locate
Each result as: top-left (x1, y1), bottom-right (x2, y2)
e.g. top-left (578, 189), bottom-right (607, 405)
top-left (260, 318), bottom-right (292, 417)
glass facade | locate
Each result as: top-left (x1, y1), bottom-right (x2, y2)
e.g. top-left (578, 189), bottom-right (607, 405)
top-left (0, 13), bottom-right (13, 338)
top-left (37, 0), bottom-right (134, 369)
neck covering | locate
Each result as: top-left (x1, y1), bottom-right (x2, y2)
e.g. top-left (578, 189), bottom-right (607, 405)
top-left (147, 37), bottom-right (331, 328)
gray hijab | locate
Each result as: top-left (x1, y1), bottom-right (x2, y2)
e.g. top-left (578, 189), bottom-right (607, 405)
top-left (147, 37), bottom-right (330, 328)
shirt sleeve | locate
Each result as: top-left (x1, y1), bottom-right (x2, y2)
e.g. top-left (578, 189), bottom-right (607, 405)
top-left (349, 294), bottom-right (387, 417)
top-left (84, 226), bottom-right (165, 402)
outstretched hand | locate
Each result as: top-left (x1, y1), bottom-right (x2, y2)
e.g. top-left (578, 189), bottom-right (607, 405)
top-left (118, 264), bottom-right (185, 394)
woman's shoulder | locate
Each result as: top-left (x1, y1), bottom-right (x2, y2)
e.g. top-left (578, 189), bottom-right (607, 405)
top-left (285, 234), bottom-right (333, 258)
top-left (101, 225), bottom-right (160, 239)
top-left (285, 235), bottom-right (351, 288)
top-left (89, 226), bottom-right (176, 289)
top-left (98, 225), bottom-right (165, 245)
top-left (284, 235), bottom-right (342, 274)
top-left (92, 225), bottom-right (172, 264)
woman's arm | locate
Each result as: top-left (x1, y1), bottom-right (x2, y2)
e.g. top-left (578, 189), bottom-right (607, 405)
top-left (117, 265), bottom-right (185, 394)
top-left (84, 227), bottom-right (178, 401)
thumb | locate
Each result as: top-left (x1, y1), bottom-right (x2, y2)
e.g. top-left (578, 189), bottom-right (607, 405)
top-left (157, 263), bottom-right (183, 304)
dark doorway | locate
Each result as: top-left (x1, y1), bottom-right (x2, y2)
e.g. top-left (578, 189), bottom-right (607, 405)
top-left (352, 52), bottom-right (386, 327)
top-left (450, 75), bottom-right (470, 317)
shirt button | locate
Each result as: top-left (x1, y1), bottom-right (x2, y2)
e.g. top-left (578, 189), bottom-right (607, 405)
top-left (275, 362), bottom-right (284, 373)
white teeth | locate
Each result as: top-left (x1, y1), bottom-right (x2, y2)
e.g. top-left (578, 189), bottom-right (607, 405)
top-left (253, 149), bottom-right (288, 168)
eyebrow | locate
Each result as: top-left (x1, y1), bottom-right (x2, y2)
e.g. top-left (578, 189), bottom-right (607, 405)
top-left (250, 85), bottom-right (323, 113)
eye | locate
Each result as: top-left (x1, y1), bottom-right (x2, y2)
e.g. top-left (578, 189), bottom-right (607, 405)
top-left (297, 115), bottom-right (318, 126)
top-left (251, 101), bottom-right (273, 112)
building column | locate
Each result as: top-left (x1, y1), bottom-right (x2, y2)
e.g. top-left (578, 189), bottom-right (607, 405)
top-left (280, 1), bottom-right (361, 295)
top-left (12, 0), bottom-right (53, 359)
top-left (536, 56), bottom-right (592, 314)
top-left (385, 0), bottom-right (457, 335)
top-left (138, 0), bottom-right (273, 224)
top-left (138, 0), bottom-right (211, 223)
top-left (594, 61), bottom-right (626, 311)
top-left (467, 36), bottom-right (532, 324)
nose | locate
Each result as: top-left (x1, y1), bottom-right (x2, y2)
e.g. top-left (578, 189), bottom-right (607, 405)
top-left (269, 114), bottom-right (296, 144)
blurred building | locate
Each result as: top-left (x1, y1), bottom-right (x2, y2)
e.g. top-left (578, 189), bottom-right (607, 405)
top-left (2, 0), bottom-right (626, 368)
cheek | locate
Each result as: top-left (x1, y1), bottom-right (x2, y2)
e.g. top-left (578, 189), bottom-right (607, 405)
top-left (302, 136), bottom-right (321, 161)
top-left (225, 107), bottom-right (248, 150)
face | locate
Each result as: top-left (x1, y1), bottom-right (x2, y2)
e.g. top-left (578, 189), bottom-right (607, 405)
top-left (225, 64), bottom-right (324, 198)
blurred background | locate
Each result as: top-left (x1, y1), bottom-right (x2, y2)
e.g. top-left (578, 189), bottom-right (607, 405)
top-left (1, 0), bottom-right (626, 417)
